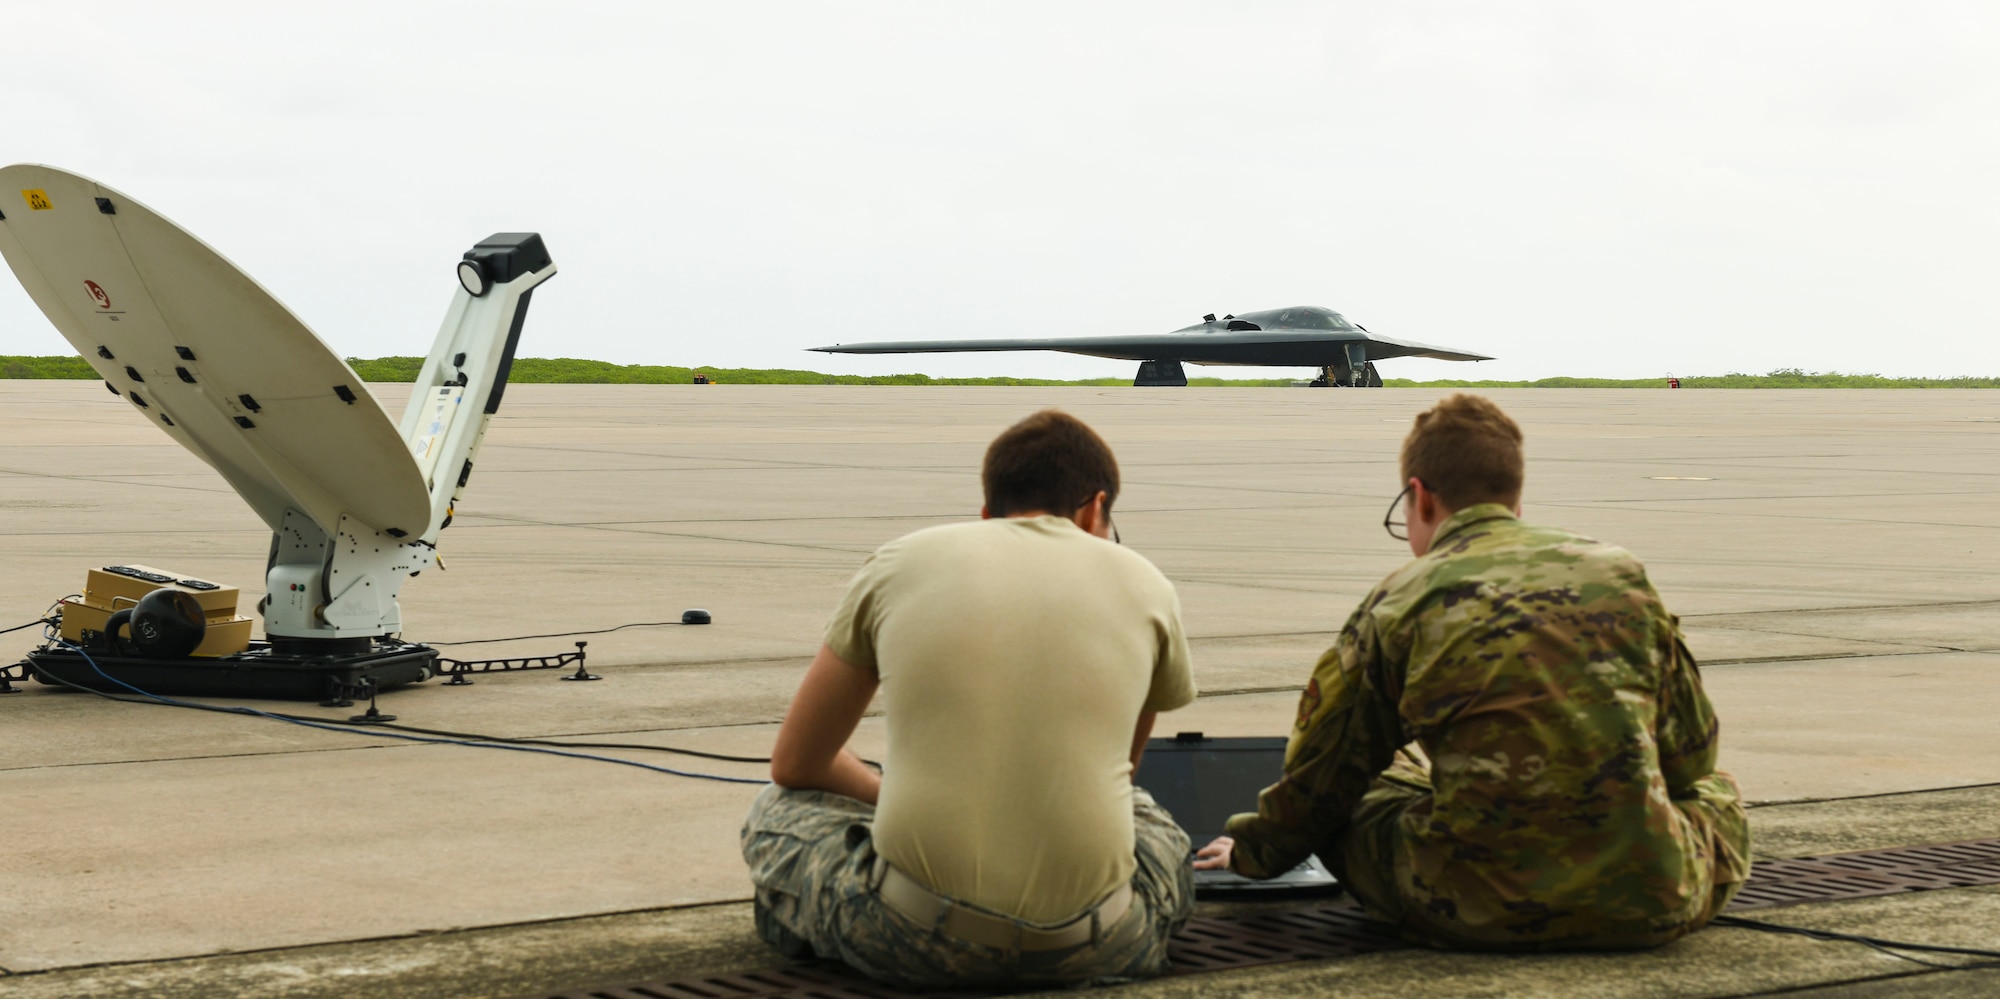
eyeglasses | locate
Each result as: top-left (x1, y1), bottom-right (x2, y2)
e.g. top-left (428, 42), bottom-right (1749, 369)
top-left (1077, 494), bottom-right (1121, 545)
top-left (1382, 482), bottom-right (1430, 542)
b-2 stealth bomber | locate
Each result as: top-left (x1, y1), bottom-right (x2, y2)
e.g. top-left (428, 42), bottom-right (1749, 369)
top-left (812, 305), bottom-right (1491, 386)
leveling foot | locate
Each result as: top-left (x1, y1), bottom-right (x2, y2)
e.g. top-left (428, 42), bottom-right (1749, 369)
top-left (560, 641), bottom-right (600, 682)
top-left (348, 681), bottom-right (398, 724)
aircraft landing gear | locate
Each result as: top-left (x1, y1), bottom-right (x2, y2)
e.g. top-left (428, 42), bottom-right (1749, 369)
top-left (1310, 343), bottom-right (1380, 386)
top-left (1134, 359), bottom-right (1188, 387)
top-left (1310, 361), bottom-right (1381, 387)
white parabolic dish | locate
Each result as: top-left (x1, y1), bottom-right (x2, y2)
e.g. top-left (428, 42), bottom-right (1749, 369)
top-left (0, 163), bottom-right (431, 537)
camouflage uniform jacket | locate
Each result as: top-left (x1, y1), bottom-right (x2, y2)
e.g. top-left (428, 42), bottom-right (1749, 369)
top-left (1224, 504), bottom-right (1750, 945)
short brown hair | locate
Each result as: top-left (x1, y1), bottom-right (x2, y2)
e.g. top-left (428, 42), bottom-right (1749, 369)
top-left (1400, 394), bottom-right (1524, 509)
top-left (983, 410), bottom-right (1120, 517)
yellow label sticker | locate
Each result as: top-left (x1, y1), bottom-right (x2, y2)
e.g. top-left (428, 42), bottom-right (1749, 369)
top-left (22, 189), bottom-right (52, 211)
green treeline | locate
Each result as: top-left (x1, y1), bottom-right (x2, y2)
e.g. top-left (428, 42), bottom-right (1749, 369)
top-left (4, 355), bottom-right (1997, 388)
top-left (0, 355), bottom-right (96, 379)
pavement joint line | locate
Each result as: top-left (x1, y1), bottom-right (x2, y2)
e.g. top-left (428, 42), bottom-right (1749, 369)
top-left (1191, 629), bottom-right (1341, 641)
top-left (0, 737), bottom-right (620, 774)
top-left (482, 455), bottom-right (1425, 477)
top-left (441, 502), bottom-right (1360, 529)
top-left (1542, 487), bottom-right (2000, 505)
top-left (1170, 577), bottom-right (1379, 596)
top-left (0, 528), bottom-right (268, 538)
top-left (0, 740), bottom-right (771, 775)
top-left (0, 898), bottom-right (760, 982)
top-left (465, 511), bottom-right (982, 526)
top-left (0, 466), bottom-right (238, 496)
top-left (1531, 499), bottom-right (2000, 532)
top-left (499, 442), bottom-right (988, 471)
top-left (1741, 781), bottom-right (2000, 809)
top-left (1702, 647), bottom-right (1969, 667)
top-left (1684, 597), bottom-right (2000, 618)
top-left (1685, 624), bottom-right (1959, 651)
top-left (456, 514), bottom-right (881, 555)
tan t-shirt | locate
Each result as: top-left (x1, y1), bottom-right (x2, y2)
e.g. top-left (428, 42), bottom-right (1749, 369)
top-left (824, 515), bottom-right (1196, 923)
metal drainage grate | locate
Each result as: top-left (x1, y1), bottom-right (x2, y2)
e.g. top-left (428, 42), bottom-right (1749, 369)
top-left (523, 837), bottom-right (2000, 999)
top-left (1169, 903), bottom-right (1401, 974)
top-left (1729, 836), bottom-right (2000, 910)
top-left (536, 966), bottom-right (937, 999)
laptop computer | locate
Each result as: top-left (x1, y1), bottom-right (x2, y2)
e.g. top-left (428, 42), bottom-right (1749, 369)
top-left (1134, 732), bottom-right (1342, 898)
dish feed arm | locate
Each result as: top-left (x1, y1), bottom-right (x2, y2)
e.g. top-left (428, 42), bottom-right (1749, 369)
top-left (265, 234), bottom-right (554, 642)
top-left (399, 233), bottom-right (556, 542)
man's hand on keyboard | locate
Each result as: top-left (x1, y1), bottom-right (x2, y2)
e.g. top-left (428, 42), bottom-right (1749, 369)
top-left (1192, 835), bottom-right (1234, 871)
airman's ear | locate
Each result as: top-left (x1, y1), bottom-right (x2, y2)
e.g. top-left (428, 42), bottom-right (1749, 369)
top-left (980, 505), bottom-right (992, 520)
top-left (1072, 490), bottom-right (1112, 538)
top-left (1411, 480), bottom-right (1439, 522)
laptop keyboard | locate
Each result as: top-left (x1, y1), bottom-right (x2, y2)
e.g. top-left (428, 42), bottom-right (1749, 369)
top-left (1190, 855), bottom-right (1329, 883)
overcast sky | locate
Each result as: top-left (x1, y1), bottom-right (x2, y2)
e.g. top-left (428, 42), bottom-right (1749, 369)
top-left (3, 1), bottom-right (1994, 381)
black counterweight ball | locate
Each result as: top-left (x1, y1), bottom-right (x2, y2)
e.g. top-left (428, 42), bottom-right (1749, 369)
top-left (130, 588), bottom-right (207, 658)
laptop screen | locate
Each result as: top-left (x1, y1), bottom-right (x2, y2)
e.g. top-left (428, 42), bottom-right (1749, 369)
top-left (1133, 735), bottom-right (1288, 843)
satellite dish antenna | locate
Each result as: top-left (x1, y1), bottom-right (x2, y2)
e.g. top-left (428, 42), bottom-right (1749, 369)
top-left (0, 164), bottom-right (556, 697)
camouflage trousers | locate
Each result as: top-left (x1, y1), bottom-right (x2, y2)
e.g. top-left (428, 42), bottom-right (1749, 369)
top-left (1325, 750), bottom-right (1752, 950)
top-left (740, 784), bottom-right (1193, 990)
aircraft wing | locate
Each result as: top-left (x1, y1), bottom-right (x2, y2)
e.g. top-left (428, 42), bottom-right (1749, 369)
top-left (811, 329), bottom-right (1492, 366)
top-left (1348, 333), bottom-right (1494, 363)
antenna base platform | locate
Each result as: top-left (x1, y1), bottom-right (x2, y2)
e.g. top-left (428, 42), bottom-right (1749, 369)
top-left (21, 640), bottom-right (439, 702)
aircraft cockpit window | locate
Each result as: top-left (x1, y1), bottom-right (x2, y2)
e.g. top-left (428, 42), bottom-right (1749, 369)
top-left (1275, 308), bottom-right (1343, 330)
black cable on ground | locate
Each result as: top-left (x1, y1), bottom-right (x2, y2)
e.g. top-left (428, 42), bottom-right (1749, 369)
top-left (22, 676), bottom-right (778, 764)
top-left (1714, 915), bottom-right (2000, 970)
top-left (1, 617), bottom-right (56, 636)
top-left (25, 661), bottom-right (874, 770)
top-left (426, 620), bottom-right (695, 646)
top-left (354, 720), bottom-right (773, 764)
top-left (28, 645), bottom-right (770, 785)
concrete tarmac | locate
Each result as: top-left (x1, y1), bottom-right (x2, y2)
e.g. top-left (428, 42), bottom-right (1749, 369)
top-left (1, 381), bottom-right (1997, 996)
